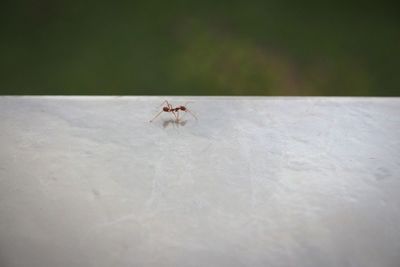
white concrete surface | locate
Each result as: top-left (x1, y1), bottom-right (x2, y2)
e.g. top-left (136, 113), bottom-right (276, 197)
top-left (0, 96), bottom-right (399, 267)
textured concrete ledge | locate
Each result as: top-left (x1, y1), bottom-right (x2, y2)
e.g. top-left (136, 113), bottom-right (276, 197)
top-left (0, 96), bottom-right (399, 267)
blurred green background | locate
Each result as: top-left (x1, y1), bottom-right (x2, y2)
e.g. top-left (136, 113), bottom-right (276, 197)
top-left (0, 0), bottom-right (399, 95)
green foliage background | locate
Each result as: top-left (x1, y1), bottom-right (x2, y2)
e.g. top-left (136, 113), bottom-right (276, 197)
top-left (1, 1), bottom-right (399, 95)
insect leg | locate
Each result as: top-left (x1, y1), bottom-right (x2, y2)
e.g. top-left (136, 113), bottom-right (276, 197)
top-left (182, 101), bottom-right (194, 107)
top-left (185, 109), bottom-right (198, 120)
top-left (159, 100), bottom-right (170, 107)
top-left (171, 111), bottom-right (178, 121)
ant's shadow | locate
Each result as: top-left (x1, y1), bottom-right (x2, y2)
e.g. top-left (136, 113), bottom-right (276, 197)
top-left (163, 119), bottom-right (188, 128)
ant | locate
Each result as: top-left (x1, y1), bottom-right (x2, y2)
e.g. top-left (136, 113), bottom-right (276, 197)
top-left (150, 100), bottom-right (197, 123)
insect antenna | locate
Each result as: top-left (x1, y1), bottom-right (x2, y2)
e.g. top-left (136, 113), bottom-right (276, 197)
top-left (149, 110), bottom-right (164, 122)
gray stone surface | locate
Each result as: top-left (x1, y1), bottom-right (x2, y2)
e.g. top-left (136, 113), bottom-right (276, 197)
top-left (0, 96), bottom-right (399, 267)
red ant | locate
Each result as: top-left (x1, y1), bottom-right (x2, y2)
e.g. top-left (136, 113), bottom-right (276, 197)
top-left (150, 100), bottom-right (197, 122)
